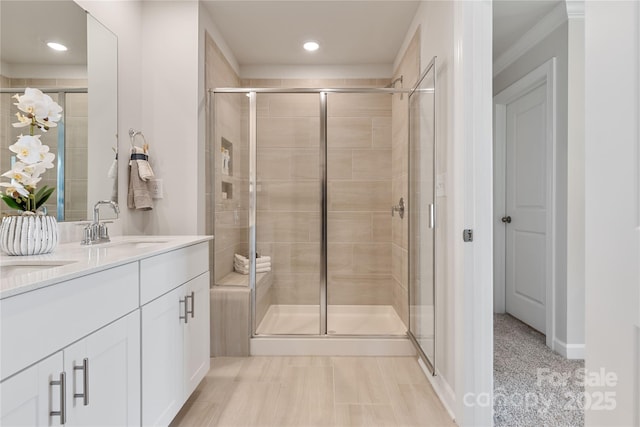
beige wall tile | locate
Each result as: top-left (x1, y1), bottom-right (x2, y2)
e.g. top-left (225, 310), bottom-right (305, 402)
top-left (328, 149), bottom-right (353, 180)
top-left (328, 212), bottom-right (372, 243)
top-left (371, 213), bottom-right (391, 242)
top-left (264, 181), bottom-right (321, 212)
top-left (353, 244), bottom-right (391, 275)
top-left (328, 275), bottom-right (392, 305)
top-left (263, 93), bottom-right (319, 117)
top-left (291, 150), bottom-right (319, 180)
top-left (257, 117), bottom-right (319, 148)
top-left (329, 181), bottom-right (391, 212)
top-left (352, 150), bottom-right (392, 180)
top-left (372, 117), bottom-right (392, 149)
top-left (328, 243), bottom-right (353, 272)
top-left (328, 117), bottom-right (372, 149)
top-left (257, 211), bottom-right (314, 242)
top-left (328, 93), bottom-right (391, 118)
top-left (257, 149), bottom-right (291, 180)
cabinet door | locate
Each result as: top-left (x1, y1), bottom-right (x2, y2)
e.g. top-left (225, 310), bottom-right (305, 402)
top-left (0, 352), bottom-right (64, 426)
top-left (184, 272), bottom-right (211, 396)
top-left (65, 311), bottom-right (140, 426)
top-left (141, 286), bottom-right (184, 426)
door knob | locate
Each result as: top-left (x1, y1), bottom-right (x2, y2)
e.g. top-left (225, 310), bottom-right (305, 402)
top-left (501, 216), bottom-right (512, 223)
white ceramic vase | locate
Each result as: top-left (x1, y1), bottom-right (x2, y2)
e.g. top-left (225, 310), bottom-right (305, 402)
top-left (0, 214), bottom-right (58, 256)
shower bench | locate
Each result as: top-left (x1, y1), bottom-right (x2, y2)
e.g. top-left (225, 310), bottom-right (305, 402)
top-left (210, 270), bottom-right (272, 356)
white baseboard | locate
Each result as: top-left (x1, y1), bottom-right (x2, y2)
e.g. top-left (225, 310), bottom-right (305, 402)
top-left (554, 338), bottom-right (585, 360)
top-left (417, 357), bottom-right (456, 422)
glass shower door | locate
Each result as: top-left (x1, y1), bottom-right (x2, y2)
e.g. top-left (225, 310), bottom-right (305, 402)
top-left (254, 93), bottom-right (322, 335)
top-left (408, 60), bottom-right (436, 372)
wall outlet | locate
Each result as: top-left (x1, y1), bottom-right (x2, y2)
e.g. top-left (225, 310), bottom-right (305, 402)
top-left (149, 178), bottom-right (164, 199)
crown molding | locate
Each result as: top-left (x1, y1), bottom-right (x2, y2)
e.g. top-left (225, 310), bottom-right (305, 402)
top-left (493, 1), bottom-right (567, 78)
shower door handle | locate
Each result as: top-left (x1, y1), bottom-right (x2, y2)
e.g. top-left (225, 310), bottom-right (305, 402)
top-left (429, 203), bottom-right (435, 229)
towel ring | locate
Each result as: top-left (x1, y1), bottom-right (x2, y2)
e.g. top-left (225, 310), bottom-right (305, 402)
top-left (129, 128), bottom-right (149, 150)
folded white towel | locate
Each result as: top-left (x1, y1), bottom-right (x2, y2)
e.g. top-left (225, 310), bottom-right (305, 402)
top-left (131, 146), bottom-right (155, 181)
top-left (234, 254), bottom-right (271, 266)
top-left (234, 264), bottom-right (271, 275)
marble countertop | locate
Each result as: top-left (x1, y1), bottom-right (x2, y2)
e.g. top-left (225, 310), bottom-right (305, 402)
top-left (0, 235), bottom-right (213, 300)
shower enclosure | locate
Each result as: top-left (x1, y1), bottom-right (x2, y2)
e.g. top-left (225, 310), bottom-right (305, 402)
top-left (209, 61), bottom-right (436, 369)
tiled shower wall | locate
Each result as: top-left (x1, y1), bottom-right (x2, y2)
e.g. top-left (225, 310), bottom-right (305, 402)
top-left (391, 31), bottom-right (420, 326)
top-left (1, 76), bottom-right (87, 220)
top-left (204, 33), bottom-right (248, 284)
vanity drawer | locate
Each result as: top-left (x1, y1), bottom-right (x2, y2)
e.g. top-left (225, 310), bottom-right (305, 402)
top-left (140, 242), bottom-right (208, 305)
top-left (0, 262), bottom-right (139, 381)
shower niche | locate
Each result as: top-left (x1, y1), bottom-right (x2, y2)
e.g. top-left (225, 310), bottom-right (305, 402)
top-left (220, 137), bottom-right (233, 200)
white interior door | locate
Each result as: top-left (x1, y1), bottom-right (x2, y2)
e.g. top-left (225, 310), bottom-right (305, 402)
top-left (505, 82), bottom-right (548, 333)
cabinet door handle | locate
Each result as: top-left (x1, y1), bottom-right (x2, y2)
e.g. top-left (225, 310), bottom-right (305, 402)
top-left (187, 291), bottom-right (195, 318)
top-left (74, 358), bottom-right (90, 406)
top-left (50, 371), bottom-right (66, 425)
top-left (179, 297), bottom-right (188, 324)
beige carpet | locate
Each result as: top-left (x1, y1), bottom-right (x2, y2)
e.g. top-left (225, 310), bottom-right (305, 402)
top-left (494, 314), bottom-right (584, 427)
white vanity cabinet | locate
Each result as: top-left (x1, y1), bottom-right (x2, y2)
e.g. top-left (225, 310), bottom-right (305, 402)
top-left (140, 243), bottom-right (210, 426)
top-left (0, 263), bottom-right (140, 426)
top-left (0, 237), bottom-right (211, 427)
top-left (63, 311), bottom-right (141, 426)
top-left (0, 352), bottom-right (64, 426)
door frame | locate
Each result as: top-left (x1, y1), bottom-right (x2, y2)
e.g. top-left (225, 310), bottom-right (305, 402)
top-left (493, 58), bottom-right (557, 348)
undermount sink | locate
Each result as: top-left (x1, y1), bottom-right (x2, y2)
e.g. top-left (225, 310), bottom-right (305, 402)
top-left (105, 239), bottom-right (170, 249)
top-left (0, 260), bottom-right (77, 275)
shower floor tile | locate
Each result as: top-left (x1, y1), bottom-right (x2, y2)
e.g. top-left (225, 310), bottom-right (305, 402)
top-left (256, 304), bottom-right (407, 336)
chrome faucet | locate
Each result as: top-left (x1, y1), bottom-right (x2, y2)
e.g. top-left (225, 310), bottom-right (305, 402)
top-left (81, 200), bottom-right (120, 245)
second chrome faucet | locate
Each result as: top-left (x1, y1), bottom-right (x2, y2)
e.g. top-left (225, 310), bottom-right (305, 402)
top-left (81, 200), bottom-right (120, 245)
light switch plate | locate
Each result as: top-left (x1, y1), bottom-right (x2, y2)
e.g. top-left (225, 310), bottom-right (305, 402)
top-left (149, 178), bottom-right (164, 199)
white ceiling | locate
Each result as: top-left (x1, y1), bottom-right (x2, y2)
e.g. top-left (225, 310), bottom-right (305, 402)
top-left (0, 1), bottom-right (564, 79)
top-left (493, 0), bottom-right (562, 61)
top-left (202, 1), bottom-right (420, 67)
top-left (1, 1), bottom-right (87, 68)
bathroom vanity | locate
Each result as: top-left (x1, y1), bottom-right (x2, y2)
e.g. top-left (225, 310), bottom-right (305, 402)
top-left (0, 236), bottom-right (212, 426)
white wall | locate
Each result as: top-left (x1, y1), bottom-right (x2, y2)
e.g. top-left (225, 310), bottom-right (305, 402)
top-left (566, 14), bottom-right (585, 351)
top-left (585, 1), bottom-right (639, 425)
top-left (138, 1), bottom-right (200, 235)
top-left (74, 0), bottom-right (143, 235)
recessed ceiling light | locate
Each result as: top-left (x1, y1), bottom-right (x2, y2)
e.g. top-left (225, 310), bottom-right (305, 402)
top-left (303, 41), bottom-right (319, 52)
top-left (47, 42), bottom-right (68, 52)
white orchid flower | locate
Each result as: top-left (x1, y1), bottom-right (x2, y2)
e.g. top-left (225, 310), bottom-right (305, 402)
top-left (0, 181), bottom-right (29, 198)
top-left (2, 168), bottom-right (32, 183)
top-left (9, 134), bottom-right (44, 164)
top-left (14, 88), bottom-right (62, 127)
top-left (38, 152), bottom-right (56, 169)
top-left (12, 112), bottom-right (31, 128)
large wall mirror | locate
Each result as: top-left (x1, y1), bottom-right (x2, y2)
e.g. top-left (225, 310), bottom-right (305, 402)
top-left (0, 0), bottom-right (118, 222)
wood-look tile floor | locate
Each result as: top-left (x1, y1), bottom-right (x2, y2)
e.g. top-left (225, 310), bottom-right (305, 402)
top-left (170, 356), bottom-right (456, 427)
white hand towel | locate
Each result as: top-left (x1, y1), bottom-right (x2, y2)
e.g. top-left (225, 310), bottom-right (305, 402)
top-left (131, 146), bottom-right (155, 181)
